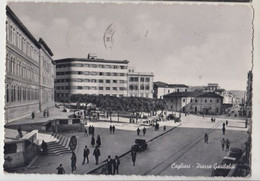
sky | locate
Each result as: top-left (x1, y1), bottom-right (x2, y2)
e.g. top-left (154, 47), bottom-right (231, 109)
top-left (8, 2), bottom-right (253, 91)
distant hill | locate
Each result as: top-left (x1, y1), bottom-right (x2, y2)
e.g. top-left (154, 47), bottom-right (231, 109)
top-left (229, 90), bottom-right (246, 99)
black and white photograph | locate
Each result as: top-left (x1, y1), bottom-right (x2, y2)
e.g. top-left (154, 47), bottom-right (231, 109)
top-left (2, 0), bottom-right (259, 179)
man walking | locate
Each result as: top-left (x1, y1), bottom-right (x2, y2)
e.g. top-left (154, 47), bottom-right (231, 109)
top-left (91, 135), bottom-right (95, 147)
top-left (137, 128), bottom-right (140, 136)
top-left (71, 152), bottom-right (77, 173)
top-left (106, 155), bottom-right (113, 175)
top-left (109, 125), bottom-right (112, 134)
top-left (204, 133), bottom-right (208, 144)
top-left (222, 126), bottom-right (226, 135)
top-left (92, 125), bottom-right (95, 136)
top-left (82, 146), bottom-right (90, 165)
top-left (84, 126), bottom-right (88, 137)
top-left (96, 135), bottom-right (101, 147)
top-left (143, 127), bottom-right (146, 136)
top-left (221, 138), bottom-right (225, 151)
top-left (226, 139), bottom-right (230, 151)
top-left (131, 147), bottom-right (137, 166)
top-left (112, 125), bottom-right (115, 134)
top-left (93, 146), bottom-right (101, 165)
top-left (113, 155), bottom-right (120, 175)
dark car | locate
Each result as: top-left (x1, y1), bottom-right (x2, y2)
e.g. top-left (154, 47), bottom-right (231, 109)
top-left (167, 114), bottom-right (176, 120)
top-left (131, 139), bottom-right (147, 152)
top-left (228, 148), bottom-right (243, 161)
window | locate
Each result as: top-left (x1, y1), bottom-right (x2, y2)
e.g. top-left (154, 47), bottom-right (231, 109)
top-left (145, 78), bottom-right (150, 82)
top-left (119, 87), bottom-right (125, 91)
top-left (113, 65), bottom-right (118, 69)
top-left (140, 77), bottom-right (144, 82)
top-left (120, 73), bottom-right (125, 76)
top-left (99, 87), bottom-right (103, 90)
top-left (78, 86), bottom-right (82, 90)
top-left (113, 80), bottom-right (117, 83)
top-left (145, 85), bottom-right (150, 90)
top-left (195, 99), bottom-right (198, 103)
top-left (177, 89), bottom-right (180, 92)
top-left (6, 85), bottom-right (9, 103)
top-left (107, 72), bottom-right (111, 76)
top-left (168, 90), bottom-right (170, 93)
top-left (129, 85), bottom-right (134, 91)
top-left (113, 87), bottom-right (117, 91)
top-left (99, 80), bottom-right (104, 83)
top-left (113, 73), bottom-right (118, 76)
top-left (106, 87), bottom-right (110, 90)
top-left (119, 80), bottom-right (125, 84)
top-left (99, 72), bottom-right (104, 76)
top-left (205, 99), bottom-right (207, 103)
top-left (106, 80), bottom-right (110, 83)
top-left (140, 85), bottom-right (144, 90)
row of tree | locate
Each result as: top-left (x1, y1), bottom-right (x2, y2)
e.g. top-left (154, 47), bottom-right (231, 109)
top-left (58, 94), bottom-right (167, 122)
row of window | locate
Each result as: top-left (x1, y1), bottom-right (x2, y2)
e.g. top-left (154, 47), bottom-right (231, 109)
top-left (6, 84), bottom-right (39, 103)
top-left (56, 63), bottom-right (128, 70)
top-left (55, 78), bottom-right (127, 84)
top-left (56, 86), bottom-right (127, 91)
top-left (129, 77), bottom-right (150, 82)
top-left (6, 53), bottom-right (39, 83)
top-left (129, 85), bottom-right (150, 91)
top-left (56, 93), bottom-right (125, 98)
top-left (6, 20), bottom-right (39, 61)
top-left (170, 98), bottom-right (220, 103)
top-left (130, 93), bottom-right (150, 98)
top-left (56, 71), bottom-right (127, 77)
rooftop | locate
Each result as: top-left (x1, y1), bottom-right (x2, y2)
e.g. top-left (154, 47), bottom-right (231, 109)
top-left (164, 91), bottom-right (223, 99)
top-left (154, 81), bottom-right (188, 88)
top-left (55, 58), bottom-right (129, 64)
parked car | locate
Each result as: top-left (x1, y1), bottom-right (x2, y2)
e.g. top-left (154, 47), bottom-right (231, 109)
top-left (227, 164), bottom-right (250, 177)
top-left (228, 147), bottom-right (243, 161)
top-left (131, 139), bottom-right (147, 152)
top-left (167, 114), bottom-right (176, 120)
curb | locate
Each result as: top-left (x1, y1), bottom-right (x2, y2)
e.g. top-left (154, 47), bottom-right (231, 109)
top-left (87, 122), bottom-right (181, 174)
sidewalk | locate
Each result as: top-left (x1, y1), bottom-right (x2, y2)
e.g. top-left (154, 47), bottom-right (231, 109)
top-left (5, 108), bottom-right (72, 127)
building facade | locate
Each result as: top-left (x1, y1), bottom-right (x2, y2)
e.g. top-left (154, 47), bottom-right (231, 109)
top-left (5, 6), bottom-right (55, 123)
top-left (127, 71), bottom-right (154, 98)
top-left (163, 92), bottom-right (223, 115)
top-left (55, 55), bottom-right (154, 99)
top-left (153, 81), bottom-right (188, 99)
top-left (55, 56), bottom-right (129, 99)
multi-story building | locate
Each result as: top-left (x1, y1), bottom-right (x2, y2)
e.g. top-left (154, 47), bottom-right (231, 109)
top-left (5, 6), bottom-right (55, 123)
top-left (55, 54), bottom-right (154, 99)
top-left (55, 55), bottom-right (129, 99)
top-left (153, 81), bottom-right (188, 99)
top-left (38, 38), bottom-right (55, 111)
top-left (127, 71), bottom-right (154, 98)
top-left (246, 70), bottom-right (253, 118)
top-left (163, 91), bottom-right (223, 115)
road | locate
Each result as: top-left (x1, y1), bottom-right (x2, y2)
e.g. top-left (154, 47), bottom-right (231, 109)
top-left (103, 121), bottom-right (248, 176)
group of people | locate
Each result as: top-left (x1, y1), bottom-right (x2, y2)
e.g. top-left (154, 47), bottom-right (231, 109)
top-left (211, 117), bottom-right (216, 123)
top-left (136, 127), bottom-right (146, 136)
top-left (43, 108), bottom-right (49, 118)
top-left (105, 155), bottom-right (120, 175)
top-left (91, 135), bottom-right (101, 147)
top-left (109, 125), bottom-right (116, 134)
top-left (88, 125), bottom-right (95, 136)
top-left (221, 138), bottom-right (230, 151)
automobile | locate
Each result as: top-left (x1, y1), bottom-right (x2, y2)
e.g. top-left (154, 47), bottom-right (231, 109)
top-left (227, 164), bottom-right (250, 177)
top-left (131, 139), bottom-right (147, 152)
top-left (228, 147), bottom-right (243, 161)
top-left (167, 114), bottom-right (176, 120)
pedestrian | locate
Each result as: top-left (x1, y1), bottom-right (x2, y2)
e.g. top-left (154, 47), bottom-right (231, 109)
top-left (204, 133), bottom-right (208, 144)
top-left (71, 152), bottom-right (77, 173)
top-left (17, 126), bottom-right (23, 138)
top-left (41, 140), bottom-right (48, 155)
top-left (221, 138), bottom-right (225, 151)
top-left (112, 125), bottom-right (115, 134)
top-left (143, 127), bottom-right (146, 136)
top-left (46, 109), bottom-right (49, 117)
top-left (113, 155), bottom-right (120, 175)
top-left (31, 112), bottom-right (35, 119)
top-left (84, 126), bottom-right (88, 137)
top-left (89, 125), bottom-right (92, 136)
top-left (93, 146), bottom-right (101, 165)
top-left (131, 147), bottom-right (137, 166)
top-left (223, 123), bottom-right (226, 128)
top-left (56, 164), bottom-right (65, 174)
top-left (226, 120), bottom-right (228, 126)
top-left (211, 117), bottom-right (213, 123)
top-left (137, 128), bottom-right (140, 136)
top-left (163, 125), bottom-right (166, 131)
top-left (106, 155), bottom-right (113, 175)
top-left (91, 135), bottom-right (95, 147)
top-left (109, 125), bottom-right (112, 134)
top-left (245, 119), bottom-right (248, 128)
top-left (82, 146), bottom-right (90, 165)
top-left (226, 139), bottom-right (230, 151)
top-left (222, 126), bottom-right (226, 135)
top-left (96, 135), bottom-right (101, 147)
top-left (92, 125), bottom-right (95, 136)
